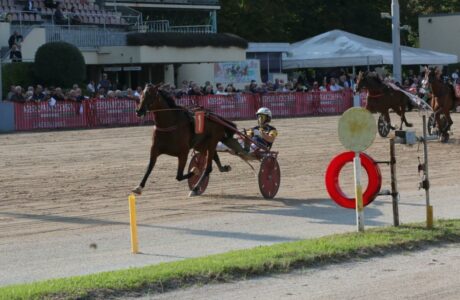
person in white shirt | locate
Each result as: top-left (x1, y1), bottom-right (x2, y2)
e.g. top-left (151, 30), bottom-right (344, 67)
top-left (329, 77), bottom-right (343, 91)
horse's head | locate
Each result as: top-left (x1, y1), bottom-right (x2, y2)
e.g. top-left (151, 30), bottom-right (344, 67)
top-left (426, 67), bottom-right (442, 85)
top-left (136, 83), bottom-right (162, 117)
top-left (356, 71), bottom-right (379, 92)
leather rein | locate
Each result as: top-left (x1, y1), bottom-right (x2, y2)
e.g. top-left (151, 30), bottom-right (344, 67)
top-left (146, 107), bottom-right (195, 133)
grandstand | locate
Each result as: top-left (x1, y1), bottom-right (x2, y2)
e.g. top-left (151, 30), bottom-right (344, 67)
top-left (0, 0), bottom-right (239, 89)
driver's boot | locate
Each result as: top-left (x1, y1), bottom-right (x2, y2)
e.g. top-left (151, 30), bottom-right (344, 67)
top-left (222, 138), bottom-right (252, 160)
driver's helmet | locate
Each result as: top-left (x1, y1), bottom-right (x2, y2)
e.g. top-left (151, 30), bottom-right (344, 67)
top-left (256, 107), bottom-right (272, 120)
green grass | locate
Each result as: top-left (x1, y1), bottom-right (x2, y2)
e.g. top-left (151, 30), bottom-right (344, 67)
top-left (1, 219), bottom-right (460, 300)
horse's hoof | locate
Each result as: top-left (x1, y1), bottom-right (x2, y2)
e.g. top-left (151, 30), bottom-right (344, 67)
top-left (223, 165), bottom-right (231, 172)
top-left (188, 190), bottom-right (198, 197)
top-left (132, 186), bottom-right (143, 195)
top-left (440, 133), bottom-right (450, 143)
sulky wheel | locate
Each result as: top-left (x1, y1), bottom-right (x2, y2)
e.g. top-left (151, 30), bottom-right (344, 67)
top-left (187, 152), bottom-right (209, 196)
top-left (427, 113), bottom-right (436, 136)
top-left (377, 114), bottom-right (391, 137)
top-left (258, 156), bottom-right (281, 199)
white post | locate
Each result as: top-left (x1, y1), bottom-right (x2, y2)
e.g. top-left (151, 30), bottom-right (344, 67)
top-left (353, 152), bottom-right (364, 231)
top-left (391, 0), bottom-right (402, 83)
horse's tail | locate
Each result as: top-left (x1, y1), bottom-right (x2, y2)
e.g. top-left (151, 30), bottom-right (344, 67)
top-left (448, 84), bottom-right (458, 110)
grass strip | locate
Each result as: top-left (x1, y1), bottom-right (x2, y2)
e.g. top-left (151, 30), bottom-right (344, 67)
top-left (1, 219), bottom-right (460, 300)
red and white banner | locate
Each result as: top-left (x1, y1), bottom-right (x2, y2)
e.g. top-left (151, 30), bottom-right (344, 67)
top-left (12, 90), bottom-right (354, 131)
top-left (88, 99), bottom-right (141, 127)
top-left (15, 101), bottom-right (88, 130)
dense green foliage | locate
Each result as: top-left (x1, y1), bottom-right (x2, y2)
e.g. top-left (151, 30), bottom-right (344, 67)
top-left (1, 219), bottom-right (459, 300)
top-left (33, 42), bottom-right (85, 88)
top-left (1, 62), bottom-right (35, 97)
top-left (218, 0), bottom-right (460, 45)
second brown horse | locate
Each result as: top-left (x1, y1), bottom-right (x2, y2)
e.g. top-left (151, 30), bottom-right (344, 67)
top-left (356, 71), bottom-right (412, 131)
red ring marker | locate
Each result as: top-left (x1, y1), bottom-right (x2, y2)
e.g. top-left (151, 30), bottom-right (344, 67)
top-left (325, 151), bottom-right (382, 209)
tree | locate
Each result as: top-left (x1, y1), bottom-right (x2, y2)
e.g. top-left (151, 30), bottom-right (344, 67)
top-left (217, 0), bottom-right (460, 47)
top-left (34, 42), bottom-right (85, 88)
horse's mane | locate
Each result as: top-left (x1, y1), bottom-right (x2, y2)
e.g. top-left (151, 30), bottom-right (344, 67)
top-left (158, 89), bottom-right (179, 108)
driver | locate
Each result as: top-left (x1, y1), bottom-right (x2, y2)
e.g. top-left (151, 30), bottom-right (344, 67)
top-left (216, 107), bottom-right (277, 158)
top-left (245, 107), bottom-right (278, 151)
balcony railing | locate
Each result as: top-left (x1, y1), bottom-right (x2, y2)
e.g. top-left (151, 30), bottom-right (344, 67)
top-left (144, 20), bottom-right (214, 34)
top-left (109, 0), bottom-right (219, 6)
top-left (45, 25), bottom-right (128, 47)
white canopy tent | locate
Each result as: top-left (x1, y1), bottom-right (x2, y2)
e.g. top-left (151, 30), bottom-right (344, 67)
top-left (283, 29), bottom-right (458, 69)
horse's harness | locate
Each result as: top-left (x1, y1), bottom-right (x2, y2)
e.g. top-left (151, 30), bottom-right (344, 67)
top-left (367, 90), bottom-right (385, 98)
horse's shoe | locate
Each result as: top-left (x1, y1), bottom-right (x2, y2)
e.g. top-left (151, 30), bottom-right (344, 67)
top-left (132, 186), bottom-right (143, 195)
top-left (188, 189), bottom-right (199, 197)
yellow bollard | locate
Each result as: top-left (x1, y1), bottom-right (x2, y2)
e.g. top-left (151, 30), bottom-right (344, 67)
top-left (129, 194), bottom-right (139, 254)
top-left (426, 205), bottom-right (434, 229)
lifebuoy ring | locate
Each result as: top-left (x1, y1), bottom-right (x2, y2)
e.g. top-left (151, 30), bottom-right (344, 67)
top-left (325, 151), bottom-right (382, 209)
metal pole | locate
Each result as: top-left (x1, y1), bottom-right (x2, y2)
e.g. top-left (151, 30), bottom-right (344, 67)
top-left (391, 0), bottom-right (402, 83)
top-left (389, 138), bottom-right (399, 226)
top-left (0, 57), bottom-right (3, 101)
top-left (422, 115), bottom-right (433, 228)
top-left (353, 152), bottom-right (364, 232)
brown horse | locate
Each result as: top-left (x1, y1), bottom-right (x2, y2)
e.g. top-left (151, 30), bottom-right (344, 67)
top-left (132, 83), bottom-right (237, 196)
top-left (356, 71), bottom-right (412, 130)
top-left (424, 67), bottom-right (457, 140)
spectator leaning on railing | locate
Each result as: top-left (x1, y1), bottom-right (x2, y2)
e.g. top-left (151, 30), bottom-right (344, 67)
top-left (10, 86), bottom-right (25, 102)
top-left (32, 85), bottom-right (46, 102)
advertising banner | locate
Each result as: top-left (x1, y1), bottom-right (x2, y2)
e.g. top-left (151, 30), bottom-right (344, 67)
top-left (15, 101), bottom-right (87, 130)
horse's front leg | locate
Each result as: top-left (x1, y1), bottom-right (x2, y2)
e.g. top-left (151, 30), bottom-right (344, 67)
top-left (176, 152), bottom-right (194, 181)
top-left (434, 107), bottom-right (443, 132)
top-left (213, 152), bottom-right (231, 172)
top-left (189, 149), bottom-right (214, 197)
top-left (132, 148), bottom-right (159, 195)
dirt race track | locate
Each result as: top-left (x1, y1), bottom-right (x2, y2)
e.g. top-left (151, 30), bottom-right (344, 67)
top-left (1, 111), bottom-right (460, 286)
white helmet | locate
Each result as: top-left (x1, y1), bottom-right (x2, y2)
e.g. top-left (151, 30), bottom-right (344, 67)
top-left (256, 107), bottom-right (272, 119)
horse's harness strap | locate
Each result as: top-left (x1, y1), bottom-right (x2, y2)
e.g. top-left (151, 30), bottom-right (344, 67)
top-left (154, 124), bottom-right (179, 132)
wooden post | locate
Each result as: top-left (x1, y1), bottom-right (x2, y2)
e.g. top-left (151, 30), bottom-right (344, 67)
top-left (422, 115), bottom-right (433, 229)
top-left (389, 138), bottom-right (399, 226)
top-left (129, 194), bottom-right (139, 254)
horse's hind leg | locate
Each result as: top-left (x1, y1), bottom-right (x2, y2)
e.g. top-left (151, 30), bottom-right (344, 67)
top-left (403, 113), bottom-right (413, 128)
top-left (213, 152), bottom-right (231, 172)
top-left (175, 152), bottom-right (195, 181)
top-left (444, 108), bottom-right (453, 132)
top-left (132, 149), bottom-right (159, 195)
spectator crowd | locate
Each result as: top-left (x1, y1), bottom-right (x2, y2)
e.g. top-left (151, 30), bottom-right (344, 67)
top-left (4, 68), bottom-right (458, 104)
